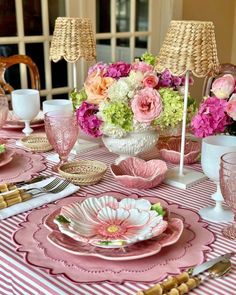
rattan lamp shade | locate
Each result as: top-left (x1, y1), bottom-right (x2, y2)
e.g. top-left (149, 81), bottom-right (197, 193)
top-left (155, 20), bottom-right (219, 77)
top-left (49, 17), bottom-right (96, 63)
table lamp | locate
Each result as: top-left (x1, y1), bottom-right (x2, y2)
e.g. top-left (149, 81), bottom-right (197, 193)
top-left (49, 17), bottom-right (98, 154)
top-left (155, 20), bottom-right (220, 189)
top-left (49, 17), bottom-right (96, 89)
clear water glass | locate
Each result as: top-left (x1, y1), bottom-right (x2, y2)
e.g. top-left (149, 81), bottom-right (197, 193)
top-left (44, 110), bottom-right (79, 172)
top-left (220, 152), bottom-right (236, 240)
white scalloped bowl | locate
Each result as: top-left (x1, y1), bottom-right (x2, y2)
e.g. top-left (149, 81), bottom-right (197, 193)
top-left (54, 196), bottom-right (172, 248)
top-left (110, 157), bottom-right (167, 189)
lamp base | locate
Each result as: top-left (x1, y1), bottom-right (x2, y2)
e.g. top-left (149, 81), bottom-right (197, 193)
top-left (71, 139), bottom-right (100, 154)
top-left (164, 167), bottom-right (207, 189)
top-left (199, 206), bottom-right (234, 223)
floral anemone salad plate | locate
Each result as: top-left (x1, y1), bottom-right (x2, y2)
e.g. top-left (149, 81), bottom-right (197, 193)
top-left (50, 196), bottom-right (184, 249)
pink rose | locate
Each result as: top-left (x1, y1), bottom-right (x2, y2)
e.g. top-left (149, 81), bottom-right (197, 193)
top-left (143, 73), bottom-right (159, 88)
top-left (211, 74), bottom-right (235, 99)
top-left (84, 72), bottom-right (115, 104)
top-left (131, 88), bottom-right (162, 123)
top-left (131, 61), bottom-right (153, 73)
top-left (226, 93), bottom-right (236, 120)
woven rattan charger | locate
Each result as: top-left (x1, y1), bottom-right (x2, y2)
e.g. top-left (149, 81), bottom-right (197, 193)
top-left (58, 160), bottom-right (107, 186)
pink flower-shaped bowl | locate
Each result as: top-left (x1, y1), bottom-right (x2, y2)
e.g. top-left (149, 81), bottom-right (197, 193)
top-left (158, 138), bottom-right (201, 164)
top-left (110, 157), bottom-right (167, 189)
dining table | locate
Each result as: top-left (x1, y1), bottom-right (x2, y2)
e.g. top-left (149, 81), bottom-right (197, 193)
top-left (0, 127), bottom-right (236, 295)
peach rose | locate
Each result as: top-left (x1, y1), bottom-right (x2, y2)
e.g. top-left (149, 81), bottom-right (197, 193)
top-left (211, 74), bottom-right (235, 99)
top-left (84, 73), bottom-right (114, 104)
top-left (131, 88), bottom-right (162, 123)
top-left (226, 93), bottom-right (236, 120)
top-left (143, 73), bottom-right (159, 88)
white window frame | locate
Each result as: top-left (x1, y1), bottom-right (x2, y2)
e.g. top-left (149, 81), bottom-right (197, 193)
top-left (0, 0), bottom-right (182, 98)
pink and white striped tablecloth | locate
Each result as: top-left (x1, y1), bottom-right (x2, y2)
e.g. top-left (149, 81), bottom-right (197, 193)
top-left (0, 140), bottom-right (236, 295)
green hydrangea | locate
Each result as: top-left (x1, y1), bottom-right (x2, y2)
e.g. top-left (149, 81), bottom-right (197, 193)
top-left (70, 88), bottom-right (87, 110)
top-left (0, 144), bottom-right (5, 154)
top-left (140, 52), bottom-right (156, 66)
top-left (151, 203), bottom-right (166, 217)
top-left (154, 88), bottom-right (184, 130)
top-left (100, 101), bottom-right (133, 132)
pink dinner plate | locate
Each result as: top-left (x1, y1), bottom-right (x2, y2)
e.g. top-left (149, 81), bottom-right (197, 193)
top-left (0, 149), bottom-right (15, 167)
top-left (45, 207), bottom-right (184, 261)
top-left (2, 111), bottom-right (44, 130)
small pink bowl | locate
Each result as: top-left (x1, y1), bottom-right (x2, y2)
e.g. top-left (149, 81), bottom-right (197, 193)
top-left (0, 149), bottom-right (15, 167)
top-left (110, 157), bottom-right (167, 189)
top-left (158, 138), bottom-right (201, 164)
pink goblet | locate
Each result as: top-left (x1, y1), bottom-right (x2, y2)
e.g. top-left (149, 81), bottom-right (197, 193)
top-left (220, 152), bottom-right (236, 240)
top-left (0, 95), bottom-right (9, 143)
top-left (0, 95), bottom-right (9, 128)
top-left (44, 110), bottom-right (79, 172)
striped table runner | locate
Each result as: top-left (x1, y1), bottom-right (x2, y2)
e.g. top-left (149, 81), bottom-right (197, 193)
top-left (0, 143), bottom-right (236, 295)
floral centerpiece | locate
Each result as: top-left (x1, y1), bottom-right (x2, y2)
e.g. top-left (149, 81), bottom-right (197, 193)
top-left (71, 53), bottom-right (196, 139)
top-left (191, 74), bottom-right (236, 137)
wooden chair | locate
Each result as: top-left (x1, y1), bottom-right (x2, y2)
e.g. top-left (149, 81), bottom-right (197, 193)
top-left (0, 54), bottom-right (40, 94)
top-left (202, 63), bottom-right (236, 97)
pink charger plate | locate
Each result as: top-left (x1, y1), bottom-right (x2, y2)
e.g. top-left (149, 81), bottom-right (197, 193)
top-left (45, 208), bottom-right (183, 260)
top-left (0, 149), bottom-right (15, 167)
top-left (13, 192), bottom-right (215, 284)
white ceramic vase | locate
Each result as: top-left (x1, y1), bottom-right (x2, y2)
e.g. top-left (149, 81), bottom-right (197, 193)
top-left (102, 130), bottom-right (159, 164)
top-left (199, 135), bottom-right (236, 222)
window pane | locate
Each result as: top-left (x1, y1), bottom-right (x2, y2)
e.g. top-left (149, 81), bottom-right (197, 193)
top-left (0, 1), bottom-right (17, 36)
top-left (116, 0), bottom-right (130, 32)
top-left (96, 0), bottom-right (111, 33)
top-left (25, 43), bottom-right (45, 89)
top-left (52, 93), bottom-right (69, 100)
top-left (3, 44), bottom-right (20, 90)
top-left (116, 39), bottom-right (130, 62)
top-left (51, 60), bottom-right (68, 88)
top-left (96, 40), bottom-right (111, 63)
top-left (48, 0), bottom-right (66, 35)
top-left (135, 36), bottom-right (147, 49)
top-left (136, 0), bottom-right (148, 31)
top-left (23, 0), bottom-right (42, 35)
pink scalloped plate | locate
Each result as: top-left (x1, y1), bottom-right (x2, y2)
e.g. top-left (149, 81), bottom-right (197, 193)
top-left (0, 149), bottom-right (46, 183)
top-left (0, 149), bottom-right (15, 167)
top-left (45, 206), bottom-right (183, 260)
top-left (3, 111), bottom-right (44, 130)
top-left (13, 192), bottom-right (215, 283)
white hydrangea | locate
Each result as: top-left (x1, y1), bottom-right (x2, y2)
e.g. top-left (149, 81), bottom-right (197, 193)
top-left (108, 78), bottom-right (130, 102)
top-left (100, 123), bottom-right (127, 138)
top-left (127, 70), bottom-right (144, 88)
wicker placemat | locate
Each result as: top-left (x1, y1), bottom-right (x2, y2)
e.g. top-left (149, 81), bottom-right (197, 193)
top-left (58, 160), bottom-right (107, 186)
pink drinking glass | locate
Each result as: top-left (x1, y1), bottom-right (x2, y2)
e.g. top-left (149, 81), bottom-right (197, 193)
top-left (0, 95), bottom-right (9, 143)
top-left (220, 152), bottom-right (236, 240)
top-left (44, 110), bottom-right (79, 172)
top-left (0, 95), bottom-right (9, 128)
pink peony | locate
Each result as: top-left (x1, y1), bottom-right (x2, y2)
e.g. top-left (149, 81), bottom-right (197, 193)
top-left (76, 101), bottom-right (103, 137)
top-left (132, 61), bottom-right (153, 73)
top-left (131, 88), bottom-right (162, 123)
top-left (211, 74), bottom-right (235, 99)
top-left (105, 61), bottom-right (131, 79)
top-left (191, 97), bottom-right (230, 138)
top-left (88, 62), bottom-right (107, 76)
top-left (226, 93), bottom-right (236, 120)
top-left (143, 72), bottom-right (159, 88)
